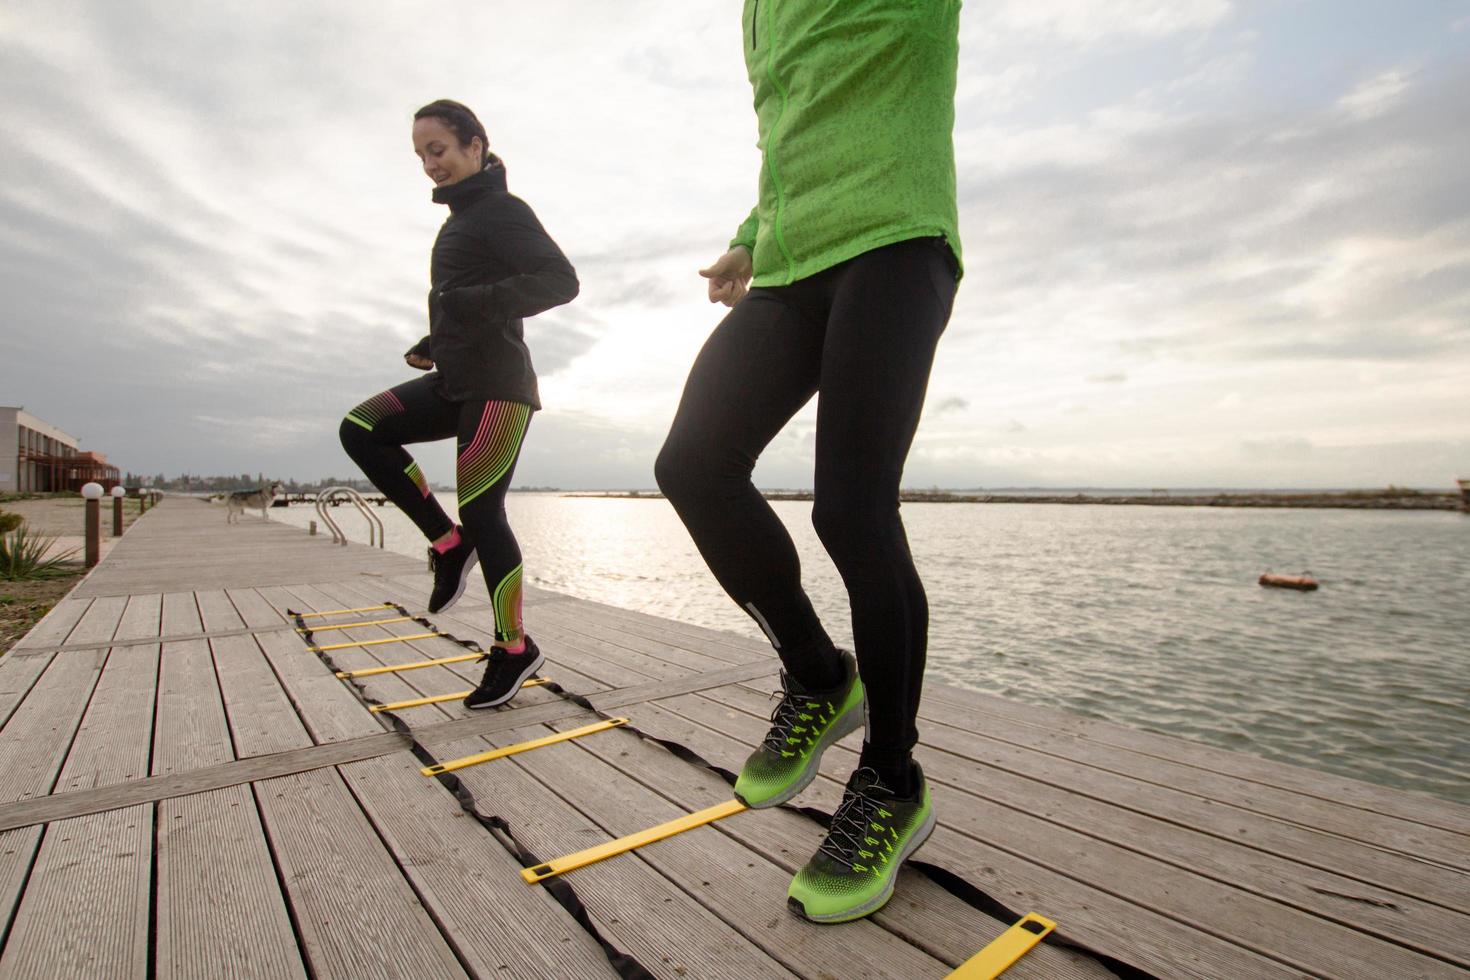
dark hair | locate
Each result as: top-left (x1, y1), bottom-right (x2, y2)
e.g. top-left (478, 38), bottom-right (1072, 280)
top-left (414, 99), bottom-right (490, 165)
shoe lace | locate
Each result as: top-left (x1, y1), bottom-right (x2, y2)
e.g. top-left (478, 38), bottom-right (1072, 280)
top-left (761, 674), bottom-right (834, 756)
top-left (817, 769), bottom-right (899, 873)
top-left (476, 647), bottom-right (507, 683)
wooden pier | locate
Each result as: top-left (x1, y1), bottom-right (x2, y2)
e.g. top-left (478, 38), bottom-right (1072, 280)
top-left (1, 497), bottom-right (1466, 978)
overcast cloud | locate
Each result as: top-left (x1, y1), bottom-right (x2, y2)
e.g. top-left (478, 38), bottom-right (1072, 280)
top-left (2, 0), bottom-right (1467, 489)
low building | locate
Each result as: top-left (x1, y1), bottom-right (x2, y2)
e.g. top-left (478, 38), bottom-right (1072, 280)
top-left (0, 406), bottom-right (120, 493)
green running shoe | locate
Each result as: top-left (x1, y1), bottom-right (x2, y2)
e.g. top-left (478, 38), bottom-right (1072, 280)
top-left (787, 763), bottom-right (936, 923)
top-left (734, 651), bottom-right (865, 809)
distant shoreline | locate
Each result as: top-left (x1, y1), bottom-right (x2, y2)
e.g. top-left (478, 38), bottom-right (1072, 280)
top-left (566, 489), bottom-right (1464, 511)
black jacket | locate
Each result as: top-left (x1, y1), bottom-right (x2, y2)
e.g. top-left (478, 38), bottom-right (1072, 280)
top-left (406, 157), bottom-right (578, 408)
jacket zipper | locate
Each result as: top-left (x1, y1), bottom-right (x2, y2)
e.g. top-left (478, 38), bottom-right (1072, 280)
top-left (751, 0), bottom-right (758, 49)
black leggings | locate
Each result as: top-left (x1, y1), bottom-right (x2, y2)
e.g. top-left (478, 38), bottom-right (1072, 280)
top-left (656, 236), bottom-right (957, 763)
top-left (339, 375), bottom-right (532, 644)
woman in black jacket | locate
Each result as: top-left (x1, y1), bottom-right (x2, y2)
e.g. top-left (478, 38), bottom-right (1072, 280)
top-left (339, 99), bottom-right (578, 709)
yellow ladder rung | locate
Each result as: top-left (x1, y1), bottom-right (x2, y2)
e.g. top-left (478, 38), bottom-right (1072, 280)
top-left (371, 677), bottom-right (551, 712)
top-left (946, 914), bottom-right (1057, 979)
top-left (315, 632), bottom-right (441, 653)
top-left (297, 616), bottom-right (414, 633)
top-left (294, 604), bottom-right (396, 619)
top-left (334, 651), bottom-right (483, 678)
top-left (522, 798), bottom-right (747, 884)
top-left (422, 717), bottom-right (627, 776)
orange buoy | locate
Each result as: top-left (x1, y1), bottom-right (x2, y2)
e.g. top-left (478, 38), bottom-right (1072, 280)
top-left (1259, 572), bottom-right (1318, 591)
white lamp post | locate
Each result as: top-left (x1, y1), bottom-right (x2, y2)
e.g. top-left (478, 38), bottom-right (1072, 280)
top-left (81, 483), bottom-right (103, 566)
top-left (111, 484), bottom-right (126, 536)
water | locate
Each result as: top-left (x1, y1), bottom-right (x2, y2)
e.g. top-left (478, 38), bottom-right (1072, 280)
top-left (277, 493), bottom-right (1470, 804)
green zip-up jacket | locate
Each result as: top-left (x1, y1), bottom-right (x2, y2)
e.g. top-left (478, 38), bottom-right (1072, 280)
top-left (732, 0), bottom-right (963, 286)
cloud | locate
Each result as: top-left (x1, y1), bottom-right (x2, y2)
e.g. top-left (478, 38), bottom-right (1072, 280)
top-left (973, 0), bottom-right (1233, 46)
top-left (1337, 70), bottom-right (1413, 120)
top-left (2, 0), bottom-right (1466, 492)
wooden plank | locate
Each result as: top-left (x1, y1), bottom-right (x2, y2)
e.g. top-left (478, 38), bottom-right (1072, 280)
top-left (905, 696), bottom-right (1470, 918)
top-left (0, 593), bottom-right (163, 977)
top-left (909, 689), bottom-right (1470, 873)
top-left (908, 714), bottom-right (1470, 966)
top-left (154, 785), bottom-right (307, 980)
top-left (3, 594), bottom-right (92, 653)
top-left (919, 682), bottom-right (1470, 838)
top-left (53, 594), bottom-right (163, 794)
top-left (10, 622), bottom-right (300, 657)
top-left (250, 769), bottom-right (471, 979)
top-left (413, 661), bottom-right (779, 752)
top-left (196, 590), bottom-right (317, 758)
top-left (69, 503), bottom-right (424, 597)
top-left (0, 596), bottom-right (127, 802)
top-left (699, 675), bottom-right (1470, 963)
top-left (0, 805), bottom-right (152, 978)
top-left (277, 583), bottom-right (496, 728)
top-left (547, 596), bottom-right (765, 665)
top-left (213, 591), bottom-right (474, 979)
top-left (338, 752), bottom-right (617, 978)
top-left (262, 585), bottom-right (628, 976)
top-left (567, 590), bottom-right (1470, 839)
top-left (0, 733), bottom-right (408, 834)
top-left (292, 579), bottom-right (610, 725)
top-left (646, 693), bottom-right (1309, 980)
top-left (229, 587), bottom-right (384, 744)
top-left (151, 590), bottom-right (308, 979)
top-left (549, 702), bottom-right (1116, 980)
top-left (670, 687), bottom-right (1464, 979)
top-left (154, 592), bottom-right (231, 773)
top-left (0, 596), bottom-right (130, 952)
top-left (0, 655), bottom-right (55, 734)
top-left (437, 725), bottom-right (797, 980)
top-left (493, 717), bottom-right (954, 978)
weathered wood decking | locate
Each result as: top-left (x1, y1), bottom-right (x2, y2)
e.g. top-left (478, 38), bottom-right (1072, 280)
top-left (0, 497), bottom-right (1466, 978)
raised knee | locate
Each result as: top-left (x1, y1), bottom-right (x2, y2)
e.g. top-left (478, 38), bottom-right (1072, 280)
top-left (339, 415), bottom-right (370, 452)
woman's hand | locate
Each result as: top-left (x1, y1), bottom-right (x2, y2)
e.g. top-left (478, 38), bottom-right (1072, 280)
top-left (700, 247), bottom-right (753, 307)
top-left (405, 352), bottom-right (434, 370)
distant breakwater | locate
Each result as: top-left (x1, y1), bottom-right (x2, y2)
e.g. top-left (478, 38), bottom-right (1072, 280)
top-left (574, 489), bottom-right (1462, 510)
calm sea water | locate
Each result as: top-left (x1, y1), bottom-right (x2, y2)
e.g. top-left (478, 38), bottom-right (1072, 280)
top-left (275, 493), bottom-right (1470, 804)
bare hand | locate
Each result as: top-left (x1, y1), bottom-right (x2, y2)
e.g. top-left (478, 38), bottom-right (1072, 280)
top-left (405, 353), bottom-right (434, 370)
top-left (699, 247), bottom-right (753, 307)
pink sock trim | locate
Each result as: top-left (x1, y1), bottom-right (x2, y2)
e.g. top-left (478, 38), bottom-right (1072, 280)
top-left (500, 640), bottom-right (527, 655)
top-left (431, 526), bottom-right (462, 554)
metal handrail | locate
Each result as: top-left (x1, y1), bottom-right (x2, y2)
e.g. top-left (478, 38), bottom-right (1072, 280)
top-left (313, 486), bottom-right (385, 548)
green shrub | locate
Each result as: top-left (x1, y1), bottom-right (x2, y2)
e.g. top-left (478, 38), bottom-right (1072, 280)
top-left (0, 509), bottom-right (19, 534)
top-left (0, 523), bottom-right (79, 580)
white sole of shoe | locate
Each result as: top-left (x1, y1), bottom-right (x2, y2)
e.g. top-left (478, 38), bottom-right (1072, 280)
top-left (464, 649), bottom-right (545, 710)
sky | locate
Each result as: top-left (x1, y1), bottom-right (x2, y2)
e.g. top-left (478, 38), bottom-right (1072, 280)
top-left (2, 0), bottom-right (1468, 490)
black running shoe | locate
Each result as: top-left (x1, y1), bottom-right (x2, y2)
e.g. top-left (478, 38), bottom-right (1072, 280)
top-left (428, 528), bottom-right (477, 614)
top-left (464, 637), bottom-right (545, 710)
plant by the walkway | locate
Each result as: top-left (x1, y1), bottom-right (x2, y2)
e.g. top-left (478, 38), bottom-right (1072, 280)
top-left (0, 506), bottom-right (19, 534)
top-left (0, 523), bottom-right (78, 580)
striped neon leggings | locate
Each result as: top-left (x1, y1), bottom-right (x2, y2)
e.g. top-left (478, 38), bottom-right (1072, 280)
top-left (339, 375), bottom-right (531, 644)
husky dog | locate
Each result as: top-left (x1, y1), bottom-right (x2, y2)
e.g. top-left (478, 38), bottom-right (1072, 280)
top-left (226, 483), bottom-right (283, 523)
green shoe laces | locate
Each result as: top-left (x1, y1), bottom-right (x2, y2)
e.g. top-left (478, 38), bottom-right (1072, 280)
top-left (818, 769), bottom-right (902, 875)
top-left (762, 674), bottom-right (838, 758)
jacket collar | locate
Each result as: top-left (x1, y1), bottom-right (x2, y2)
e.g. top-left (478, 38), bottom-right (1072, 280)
top-left (432, 155), bottom-right (507, 212)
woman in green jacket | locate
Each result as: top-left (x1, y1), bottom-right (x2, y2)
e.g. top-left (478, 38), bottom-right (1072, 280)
top-left (656, 0), bottom-right (963, 924)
